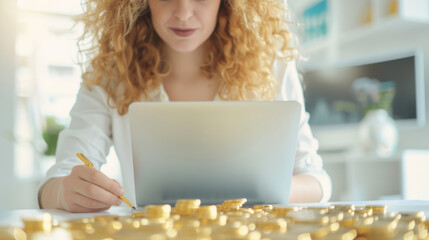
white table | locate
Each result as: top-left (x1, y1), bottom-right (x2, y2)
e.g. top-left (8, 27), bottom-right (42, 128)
top-left (2, 200), bottom-right (429, 228)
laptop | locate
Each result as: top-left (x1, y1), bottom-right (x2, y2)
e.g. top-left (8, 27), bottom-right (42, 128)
top-left (129, 101), bottom-right (301, 207)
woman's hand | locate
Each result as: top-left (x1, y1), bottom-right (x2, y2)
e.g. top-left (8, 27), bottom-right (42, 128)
top-left (40, 166), bottom-right (124, 213)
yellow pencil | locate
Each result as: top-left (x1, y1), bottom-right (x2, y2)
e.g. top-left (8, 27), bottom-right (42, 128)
top-left (76, 152), bottom-right (136, 210)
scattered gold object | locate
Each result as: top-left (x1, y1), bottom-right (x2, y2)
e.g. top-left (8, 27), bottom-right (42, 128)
top-left (22, 213), bottom-right (52, 234)
top-left (174, 199), bottom-right (201, 217)
top-left (145, 205), bottom-right (171, 220)
top-left (13, 200), bottom-right (429, 239)
top-left (0, 227), bottom-right (27, 240)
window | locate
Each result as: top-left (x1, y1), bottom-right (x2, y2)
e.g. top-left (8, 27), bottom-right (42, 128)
top-left (14, 0), bottom-right (83, 179)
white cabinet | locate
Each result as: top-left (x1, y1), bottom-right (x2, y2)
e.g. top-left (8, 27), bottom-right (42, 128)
top-left (289, 0), bottom-right (429, 61)
top-left (321, 150), bottom-right (402, 201)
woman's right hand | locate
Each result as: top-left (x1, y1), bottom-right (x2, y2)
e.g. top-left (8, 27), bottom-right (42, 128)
top-left (40, 165), bottom-right (124, 213)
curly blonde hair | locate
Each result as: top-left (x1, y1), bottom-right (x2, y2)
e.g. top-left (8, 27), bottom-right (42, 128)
top-left (77, 0), bottom-right (296, 115)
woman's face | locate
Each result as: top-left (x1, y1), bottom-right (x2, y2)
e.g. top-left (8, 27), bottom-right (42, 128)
top-left (148, 0), bottom-right (222, 53)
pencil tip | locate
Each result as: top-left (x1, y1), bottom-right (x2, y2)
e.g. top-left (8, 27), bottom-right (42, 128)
top-left (132, 206), bottom-right (136, 210)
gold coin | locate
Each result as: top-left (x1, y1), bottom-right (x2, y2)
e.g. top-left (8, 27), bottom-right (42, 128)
top-left (92, 215), bottom-right (119, 222)
top-left (224, 199), bottom-right (247, 204)
top-left (354, 206), bottom-right (373, 217)
top-left (145, 205), bottom-right (171, 219)
top-left (198, 205), bottom-right (218, 219)
top-left (287, 223), bottom-right (330, 239)
top-left (366, 205), bottom-right (387, 214)
top-left (399, 211), bottom-right (426, 223)
top-left (0, 227), bottom-right (27, 240)
top-left (132, 211), bottom-right (146, 219)
top-left (286, 209), bottom-right (330, 225)
top-left (254, 217), bottom-right (287, 234)
top-left (270, 206), bottom-right (300, 217)
top-left (253, 205), bottom-right (273, 211)
top-left (261, 232), bottom-right (311, 240)
top-left (22, 213), bottom-right (52, 234)
top-left (316, 227), bottom-right (357, 240)
top-left (200, 215), bottom-right (228, 227)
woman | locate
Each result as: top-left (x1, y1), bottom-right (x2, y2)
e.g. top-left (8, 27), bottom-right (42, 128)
top-left (39, 0), bottom-right (331, 212)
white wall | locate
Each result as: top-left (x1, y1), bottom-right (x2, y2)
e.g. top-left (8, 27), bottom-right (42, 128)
top-left (0, 0), bottom-right (17, 209)
top-left (0, 0), bottom-right (39, 210)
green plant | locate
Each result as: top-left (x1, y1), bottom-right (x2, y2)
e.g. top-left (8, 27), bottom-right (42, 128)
top-left (353, 78), bottom-right (396, 115)
top-left (42, 116), bottom-right (66, 156)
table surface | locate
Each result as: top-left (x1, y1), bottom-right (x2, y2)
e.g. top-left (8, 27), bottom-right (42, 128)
top-left (2, 200), bottom-right (429, 228)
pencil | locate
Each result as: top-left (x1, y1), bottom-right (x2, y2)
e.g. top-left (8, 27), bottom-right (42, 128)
top-left (76, 152), bottom-right (136, 210)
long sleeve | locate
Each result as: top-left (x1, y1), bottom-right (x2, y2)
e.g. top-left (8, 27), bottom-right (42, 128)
top-left (38, 84), bottom-right (114, 204)
top-left (274, 60), bottom-right (332, 202)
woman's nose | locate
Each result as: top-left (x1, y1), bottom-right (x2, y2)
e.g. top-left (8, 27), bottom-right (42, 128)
top-left (173, 0), bottom-right (194, 21)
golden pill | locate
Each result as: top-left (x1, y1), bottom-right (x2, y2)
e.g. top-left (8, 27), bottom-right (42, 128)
top-left (0, 227), bottom-right (27, 240)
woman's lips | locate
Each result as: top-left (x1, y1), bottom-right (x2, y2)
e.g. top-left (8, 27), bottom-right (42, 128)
top-left (170, 28), bottom-right (197, 37)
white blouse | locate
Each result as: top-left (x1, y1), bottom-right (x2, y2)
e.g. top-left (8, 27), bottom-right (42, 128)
top-left (39, 60), bottom-right (332, 205)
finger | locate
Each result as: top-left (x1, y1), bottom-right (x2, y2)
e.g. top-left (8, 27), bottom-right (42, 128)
top-left (66, 203), bottom-right (110, 213)
top-left (74, 178), bottom-right (123, 206)
top-left (75, 165), bottom-right (124, 196)
top-left (70, 192), bottom-right (112, 210)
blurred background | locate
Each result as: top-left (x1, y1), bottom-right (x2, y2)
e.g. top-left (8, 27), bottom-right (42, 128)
top-left (1, 0), bottom-right (429, 210)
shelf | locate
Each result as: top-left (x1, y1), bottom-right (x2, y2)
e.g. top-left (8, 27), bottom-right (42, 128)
top-left (302, 16), bottom-right (429, 56)
top-left (321, 150), bottom-right (401, 164)
top-left (339, 17), bottom-right (429, 46)
top-left (296, 0), bottom-right (429, 60)
top-left (302, 36), bottom-right (330, 54)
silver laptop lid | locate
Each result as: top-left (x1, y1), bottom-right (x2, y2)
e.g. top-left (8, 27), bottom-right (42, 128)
top-left (129, 101), bottom-right (301, 206)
